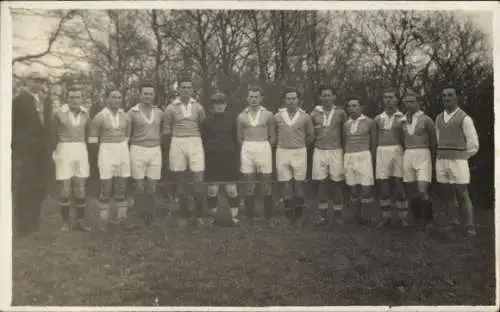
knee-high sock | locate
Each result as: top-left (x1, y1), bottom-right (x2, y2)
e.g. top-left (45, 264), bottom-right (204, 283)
top-left (245, 195), bottom-right (255, 218)
top-left (179, 196), bottom-right (190, 219)
top-left (228, 196), bottom-right (240, 219)
top-left (283, 199), bottom-right (295, 221)
top-left (194, 194), bottom-right (204, 218)
top-left (75, 197), bottom-right (86, 220)
top-left (422, 198), bottom-right (434, 221)
top-left (59, 198), bottom-right (70, 222)
top-left (263, 195), bottom-right (274, 220)
top-left (207, 195), bottom-right (218, 214)
top-left (379, 198), bottom-right (392, 220)
top-left (410, 198), bottom-right (422, 220)
top-left (396, 200), bottom-right (408, 220)
top-left (98, 200), bottom-right (110, 221)
top-left (295, 197), bottom-right (305, 220)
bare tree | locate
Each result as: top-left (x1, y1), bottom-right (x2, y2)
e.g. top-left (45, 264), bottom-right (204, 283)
top-left (12, 9), bottom-right (78, 65)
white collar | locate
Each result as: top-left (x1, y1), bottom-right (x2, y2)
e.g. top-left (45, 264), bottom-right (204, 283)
top-left (26, 89), bottom-right (40, 102)
top-left (245, 105), bottom-right (266, 113)
top-left (405, 110), bottom-right (424, 135)
top-left (444, 107), bottom-right (460, 119)
top-left (348, 114), bottom-right (366, 133)
top-left (132, 103), bottom-right (156, 124)
top-left (59, 103), bottom-right (87, 113)
top-left (279, 108), bottom-right (303, 126)
top-left (314, 105), bottom-right (336, 126)
top-left (103, 107), bottom-right (124, 128)
top-left (103, 106), bottom-right (124, 114)
top-left (349, 114), bottom-right (367, 122)
top-left (173, 97), bottom-right (197, 106)
top-left (246, 106), bottom-right (265, 127)
top-left (313, 105), bottom-right (336, 113)
top-left (380, 110), bottom-right (403, 129)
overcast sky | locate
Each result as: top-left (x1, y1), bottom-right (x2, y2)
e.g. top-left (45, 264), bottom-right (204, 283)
top-left (11, 9), bottom-right (494, 78)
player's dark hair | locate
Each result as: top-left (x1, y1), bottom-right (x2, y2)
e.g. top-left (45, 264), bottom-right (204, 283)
top-left (66, 86), bottom-right (82, 97)
top-left (383, 87), bottom-right (398, 96)
top-left (105, 88), bottom-right (121, 98)
top-left (138, 81), bottom-right (155, 93)
top-left (402, 91), bottom-right (422, 102)
top-left (248, 85), bottom-right (263, 95)
top-left (178, 76), bottom-right (192, 86)
top-left (318, 85), bottom-right (335, 95)
top-left (282, 87), bottom-right (300, 98)
top-left (441, 85), bottom-right (462, 96)
top-left (346, 95), bottom-right (362, 105)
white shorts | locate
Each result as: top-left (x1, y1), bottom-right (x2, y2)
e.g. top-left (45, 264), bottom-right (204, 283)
top-left (53, 142), bottom-right (89, 180)
top-left (435, 158), bottom-right (470, 184)
top-left (312, 148), bottom-right (344, 181)
top-left (344, 151), bottom-right (374, 186)
top-left (403, 148), bottom-right (432, 183)
top-left (240, 141), bottom-right (272, 174)
top-left (98, 141), bottom-right (131, 179)
top-left (169, 137), bottom-right (205, 172)
top-left (376, 145), bottom-right (403, 179)
top-left (276, 148), bottom-right (307, 181)
top-left (130, 145), bottom-right (162, 180)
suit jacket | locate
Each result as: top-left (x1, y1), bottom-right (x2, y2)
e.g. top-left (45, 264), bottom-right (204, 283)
top-left (12, 90), bottom-right (53, 177)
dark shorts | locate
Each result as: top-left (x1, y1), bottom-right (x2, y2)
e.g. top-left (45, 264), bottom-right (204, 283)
top-left (205, 150), bottom-right (239, 182)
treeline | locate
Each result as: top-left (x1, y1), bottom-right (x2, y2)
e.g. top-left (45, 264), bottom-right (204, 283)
top-left (12, 9), bottom-right (494, 205)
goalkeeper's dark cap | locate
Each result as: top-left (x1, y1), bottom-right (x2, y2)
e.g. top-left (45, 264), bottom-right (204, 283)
top-left (210, 92), bottom-right (227, 104)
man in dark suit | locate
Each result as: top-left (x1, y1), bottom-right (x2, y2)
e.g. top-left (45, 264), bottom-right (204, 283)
top-left (12, 72), bottom-right (53, 237)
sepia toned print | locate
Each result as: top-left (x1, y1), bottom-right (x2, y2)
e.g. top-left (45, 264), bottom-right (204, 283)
top-left (9, 4), bottom-right (495, 308)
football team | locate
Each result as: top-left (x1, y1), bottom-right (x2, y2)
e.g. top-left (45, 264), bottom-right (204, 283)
top-left (43, 78), bottom-right (480, 236)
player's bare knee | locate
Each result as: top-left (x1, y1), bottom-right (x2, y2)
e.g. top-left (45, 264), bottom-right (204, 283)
top-left (59, 180), bottom-right (72, 198)
top-left (455, 185), bottom-right (470, 201)
top-left (134, 179), bottom-right (145, 195)
top-left (145, 179), bottom-right (157, 195)
top-left (113, 181), bottom-right (127, 201)
top-left (225, 184), bottom-right (238, 198)
top-left (261, 174), bottom-right (272, 196)
top-left (72, 179), bottom-right (86, 200)
top-left (207, 185), bottom-right (219, 197)
top-left (192, 171), bottom-right (204, 183)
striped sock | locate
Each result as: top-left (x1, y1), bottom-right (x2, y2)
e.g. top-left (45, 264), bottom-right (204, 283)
top-left (98, 200), bottom-right (110, 221)
top-left (59, 199), bottom-right (70, 222)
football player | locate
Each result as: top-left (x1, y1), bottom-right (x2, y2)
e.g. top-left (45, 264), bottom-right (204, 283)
top-left (373, 88), bottom-right (408, 227)
top-left (88, 89), bottom-right (131, 231)
top-left (128, 82), bottom-right (163, 226)
top-left (51, 87), bottom-right (91, 232)
top-left (343, 96), bottom-right (376, 225)
top-left (274, 87), bottom-right (314, 226)
top-left (162, 77), bottom-right (206, 227)
top-left (401, 92), bottom-right (437, 229)
top-left (435, 86), bottom-right (479, 236)
top-left (201, 92), bottom-right (240, 225)
top-left (237, 86), bottom-right (276, 226)
top-left (310, 86), bottom-right (347, 225)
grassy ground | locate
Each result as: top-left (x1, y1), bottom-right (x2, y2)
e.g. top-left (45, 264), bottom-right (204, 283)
top-left (12, 183), bottom-right (495, 307)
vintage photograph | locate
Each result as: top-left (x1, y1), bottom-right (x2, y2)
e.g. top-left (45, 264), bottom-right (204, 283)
top-left (8, 2), bottom-right (495, 308)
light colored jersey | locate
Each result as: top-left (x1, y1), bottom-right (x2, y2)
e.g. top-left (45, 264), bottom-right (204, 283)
top-left (237, 106), bottom-right (275, 143)
top-left (88, 107), bottom-right (130, 144)
top-left (127, 103), bottom-right (163, 147)
top-left (344, 114), bottom-right (372, 154)
top-left (274, 108), bottom-right (314, 149)
top-left (373, 111), bottom-right (404, 147)
top-left (53, 104), bottom-right (89, 143)
top-left (162, 97), bottom-right (205, 137)
top-left (402, 111), bottom-right (433, 149)
top-left (310, 105), bottom-right (347, 150)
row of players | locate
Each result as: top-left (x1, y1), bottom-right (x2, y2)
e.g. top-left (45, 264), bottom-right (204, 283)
top-left (50, 78), bottom-right (478, 236)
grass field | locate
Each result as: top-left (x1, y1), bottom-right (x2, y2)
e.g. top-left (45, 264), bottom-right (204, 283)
top-left (12, 183), bottom-right (495, 307)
